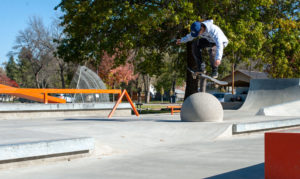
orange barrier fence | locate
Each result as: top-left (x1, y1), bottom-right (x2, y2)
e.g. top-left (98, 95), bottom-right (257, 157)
top-left (0, 87), bottom-right (139, 118)
top-left (167, 106), bottom-right (181, 115)
top-left (265, 132), bottom-right (300, 178)
top-left (108, 90), bottom-right (139, 118)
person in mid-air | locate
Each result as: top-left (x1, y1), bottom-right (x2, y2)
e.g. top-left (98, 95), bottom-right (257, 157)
top-left (176, 20), bottom-right (228, 78)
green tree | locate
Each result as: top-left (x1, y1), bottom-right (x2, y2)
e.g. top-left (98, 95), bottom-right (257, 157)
top-left (5, 56), bottom-right (20, 83)
top-left (155, 53), bottom-right (185, 98)
top-left (16, 48), bottom-right (36, 88)
top-left (56, 0), bottom-right (299, 99)
top-left (261, 0), bottom-right (299, 78)
top-left (56, 0), bottom-right (198, 98)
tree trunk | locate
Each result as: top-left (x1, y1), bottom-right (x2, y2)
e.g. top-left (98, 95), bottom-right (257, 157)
top-left (35, 72), bottom-right (40, 88)
top-left (232, 63), bottom-right (235, 95)
top-left (160, 88), bottom-right (164, 103)
top-left (138, 89), bottom-right (141, 103)
top-left (184, 42), bottom-right (199, 100)
top-left (143, 74), bottom-right (151, 103)
top-left (146, 88), bottom-right (150, 103)
top-left (59, 64), bottom-right (65, 89)
top-left (172, 79), bottom-right (176, 94)
top-left (112, 83), bottom-right (115, 102)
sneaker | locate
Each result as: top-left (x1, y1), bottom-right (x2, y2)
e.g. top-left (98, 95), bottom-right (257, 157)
top-left (212, 71), bottom-right (218, 78)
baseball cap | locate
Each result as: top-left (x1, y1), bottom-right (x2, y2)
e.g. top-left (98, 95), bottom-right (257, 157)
top-left (190, 21), bottom-right (201, 37)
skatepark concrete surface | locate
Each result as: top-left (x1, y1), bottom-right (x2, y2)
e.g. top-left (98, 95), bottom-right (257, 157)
top-left (1, 78), bottom-right (300, 178)
top-left (0, 111), bottom-right (299, 179)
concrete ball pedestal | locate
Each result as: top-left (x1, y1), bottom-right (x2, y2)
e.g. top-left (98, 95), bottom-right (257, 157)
top-left (180, 92), bottom-right (223, 122)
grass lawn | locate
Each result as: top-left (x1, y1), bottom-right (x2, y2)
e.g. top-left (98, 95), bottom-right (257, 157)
top-left (134, 103), bottom-right (182, 114)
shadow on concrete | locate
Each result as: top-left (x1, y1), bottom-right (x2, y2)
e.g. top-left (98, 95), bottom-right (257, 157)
top-left (154, 120), bottom-right (182, 122)
top-left (62, 118), bottom-right (183, 123)
top-left (63, 118), bottom-right (136, 122)
top-left (205, 163), bottom-right (264, 179)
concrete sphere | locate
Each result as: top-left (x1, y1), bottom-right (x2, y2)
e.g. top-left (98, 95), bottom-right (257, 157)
top-left (180, 92), bottom-right (223, 122)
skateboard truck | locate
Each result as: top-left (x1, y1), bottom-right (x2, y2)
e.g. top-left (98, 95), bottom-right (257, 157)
top-left (191, 71), bottom-right (204, 80)
top-left (188, 68), bottom-right (205, 80)
top-left (192, 73), bottom-right (197, 79)
top-left (187, 67), bottom-right (228, 86)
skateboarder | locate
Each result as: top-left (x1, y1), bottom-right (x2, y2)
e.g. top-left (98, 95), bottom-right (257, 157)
top-left (176, 20), bottom-right (228, 78)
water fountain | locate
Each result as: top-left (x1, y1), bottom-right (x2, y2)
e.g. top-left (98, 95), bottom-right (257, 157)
top-left (70, 66), bottom-right (110, 103)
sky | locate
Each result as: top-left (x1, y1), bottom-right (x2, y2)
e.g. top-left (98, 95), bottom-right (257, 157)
top-left (0, 0), bottom-right (61, 67)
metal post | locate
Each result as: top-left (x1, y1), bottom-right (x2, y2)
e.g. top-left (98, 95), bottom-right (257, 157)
top-left (232, 63), bottom-right (235, 95)
top-left (199, 78), bottom-right (207, 92)
top-left (44, 93), bottom-right (48, 104)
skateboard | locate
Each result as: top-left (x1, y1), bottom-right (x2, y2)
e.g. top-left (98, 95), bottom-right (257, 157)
top-left (187, 67), bottom-right (228, 86)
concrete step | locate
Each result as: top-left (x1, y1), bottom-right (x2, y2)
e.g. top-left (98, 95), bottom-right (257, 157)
top-left (232, 118), bottom-right (300, 134)
top-left (0, 129), bottom-right (94, 163)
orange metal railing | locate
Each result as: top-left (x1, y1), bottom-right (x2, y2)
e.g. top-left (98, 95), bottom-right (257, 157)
top-left (108, 89), bottom-right (139, 118)
top-left (0, 84), bottom-right (66, 103)
top-left (0, 87), bottom-right (139, 118)
top-left (167, 105), bottom-right (182, 115)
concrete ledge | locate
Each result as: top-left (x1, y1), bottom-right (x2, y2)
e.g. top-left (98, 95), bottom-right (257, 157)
top-left (0, 137), bottom-right (94, 162)
top-left (232, 118), bottom-right (300, 134)
top-left (0, 109), bottom-right (131, 119)
top-left (0, 103), bottom-right (131, 111)
top-left (0, 103), bottom-right (132, 119)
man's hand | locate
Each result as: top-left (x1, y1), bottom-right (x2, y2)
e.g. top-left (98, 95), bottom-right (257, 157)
top-left (176, 39), bottom-right (181, 45)
top-left (214, 59), bottom-right (221, 67)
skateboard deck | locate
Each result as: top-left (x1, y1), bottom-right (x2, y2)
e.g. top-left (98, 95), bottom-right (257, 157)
top-left (187, 67), bottom-right (228, 86)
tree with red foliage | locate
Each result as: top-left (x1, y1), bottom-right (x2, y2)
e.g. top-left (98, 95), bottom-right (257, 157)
top-left (0, 73), bottom-right (19, 88)
top-left (98, 52), bottom-right (137, 88)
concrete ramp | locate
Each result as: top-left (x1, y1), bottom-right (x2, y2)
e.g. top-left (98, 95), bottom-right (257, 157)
top-left (239, 79), bottom-right (300, 114)
top-left (257, 100), bottom-right (300, 116)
